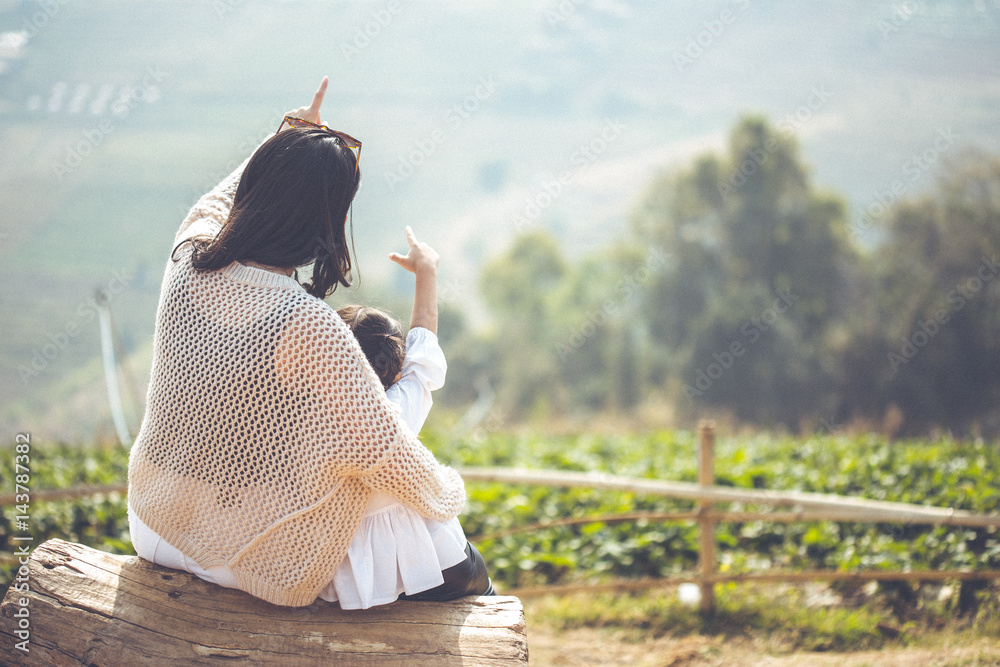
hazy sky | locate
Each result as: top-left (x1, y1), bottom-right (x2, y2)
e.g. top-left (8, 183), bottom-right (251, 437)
top-left (2, 0), bottom-right (999, 439)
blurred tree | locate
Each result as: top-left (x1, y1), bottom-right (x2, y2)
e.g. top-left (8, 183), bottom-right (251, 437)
top-left (469, 121), bottom-right (1000, 435)
top-left (552, 245), bottom-right (653, 414)
top-left (843, 149), bottom-right (1000, 434)
top-left (631, 115), bottom-right (854, 425)
top-left (476, 229), bottom-right (659, 418)
top-left (434, 303), bottom-right (497, 412)
top-left (479, 231), bottom-right (570, 415)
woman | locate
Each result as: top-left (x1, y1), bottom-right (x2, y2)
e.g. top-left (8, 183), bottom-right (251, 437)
top-left (127, 77), bottom-right (490, 608)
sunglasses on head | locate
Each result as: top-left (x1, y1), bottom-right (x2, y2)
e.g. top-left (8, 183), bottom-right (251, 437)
top-left (277, 116), bottom-right (362, 174)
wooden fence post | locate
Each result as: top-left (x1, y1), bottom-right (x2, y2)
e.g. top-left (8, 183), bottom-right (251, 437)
top-left (698, 420), bottom-right (716, 615)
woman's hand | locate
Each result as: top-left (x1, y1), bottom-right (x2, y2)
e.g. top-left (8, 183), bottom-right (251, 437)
top-left (282, 76), bottom-right (328, 126)
top-left (389, 226), bottom-right (439, 277)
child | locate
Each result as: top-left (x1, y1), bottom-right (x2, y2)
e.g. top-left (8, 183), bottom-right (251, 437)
top-left (320, 226), bottom-right (494, 608)
top-left (335, 304), bottom-right (406, 391)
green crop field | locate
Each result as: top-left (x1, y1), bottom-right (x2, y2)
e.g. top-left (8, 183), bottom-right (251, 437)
top-left (3, 428), bottom-right (998, 596)
top-left (4, 427), bottom-right (1000, 656)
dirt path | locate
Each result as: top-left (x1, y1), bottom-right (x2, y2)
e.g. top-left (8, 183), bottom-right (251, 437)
top-left (526, 627), bottom-right (1000, 666)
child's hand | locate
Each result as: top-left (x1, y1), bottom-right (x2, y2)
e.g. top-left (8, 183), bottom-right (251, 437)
top-left (391, 227), bottom-right (439, 333)
top-left (389, 226), bottom-right (439, 276)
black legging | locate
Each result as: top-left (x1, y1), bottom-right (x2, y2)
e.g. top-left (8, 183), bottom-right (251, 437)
top-left (399, 542), bottom-right (495, 601)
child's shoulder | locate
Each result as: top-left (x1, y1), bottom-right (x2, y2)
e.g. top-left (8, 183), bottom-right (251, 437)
top-left (404, 326), bottom-right (441, 349)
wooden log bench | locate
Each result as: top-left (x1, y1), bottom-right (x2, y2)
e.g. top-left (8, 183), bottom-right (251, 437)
top-left (0, 539), bottom-right (527, 666)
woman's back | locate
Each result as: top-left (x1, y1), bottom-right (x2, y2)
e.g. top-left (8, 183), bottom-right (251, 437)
top-left (128, 79), bottom-right (474, 608)
top-left (130, 223), bottom-right (465, 607)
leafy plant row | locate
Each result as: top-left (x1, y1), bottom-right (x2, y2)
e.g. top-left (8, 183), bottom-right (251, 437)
top-left (1, 430), bottom-right (998, 594)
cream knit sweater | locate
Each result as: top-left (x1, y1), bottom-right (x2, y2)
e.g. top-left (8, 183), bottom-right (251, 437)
top-left (127, 143), bottom-right (467, 607)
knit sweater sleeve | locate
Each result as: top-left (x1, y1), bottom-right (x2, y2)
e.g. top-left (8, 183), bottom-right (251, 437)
top-left (275, 302), bottom-right (467, 523)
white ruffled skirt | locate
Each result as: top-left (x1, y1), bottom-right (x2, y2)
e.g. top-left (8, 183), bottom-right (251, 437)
top-left (127, 490), bottom-right (469, 610)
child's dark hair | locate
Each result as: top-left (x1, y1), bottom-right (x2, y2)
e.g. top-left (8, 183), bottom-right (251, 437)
top-left (337, 305), bottom-right (405, 389)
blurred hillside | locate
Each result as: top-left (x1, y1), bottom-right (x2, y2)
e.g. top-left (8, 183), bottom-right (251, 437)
top-left (1, 0), bottom-right (999, 441)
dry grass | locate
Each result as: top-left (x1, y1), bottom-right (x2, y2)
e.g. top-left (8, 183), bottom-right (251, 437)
top-left (521, 583), bottom-right (1000, 666)
top-left (526, 625), bottom-right (1000, 666)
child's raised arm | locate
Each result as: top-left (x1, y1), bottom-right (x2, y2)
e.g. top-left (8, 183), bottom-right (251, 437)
top-left (388, 226), bottom-right (439, 334)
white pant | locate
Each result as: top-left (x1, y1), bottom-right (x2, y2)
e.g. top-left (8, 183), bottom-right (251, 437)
top-left (128, 505), bottom-right (240, 590)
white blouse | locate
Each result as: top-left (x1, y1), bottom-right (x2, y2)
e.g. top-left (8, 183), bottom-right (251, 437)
top-left (128, 326), bottom-right (469, 609)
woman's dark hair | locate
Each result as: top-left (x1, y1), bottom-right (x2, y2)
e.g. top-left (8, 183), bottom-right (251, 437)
top-left (336, 305), bottom-right (406, 389)
top-left (176, 127), bottom-right (361, 298)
